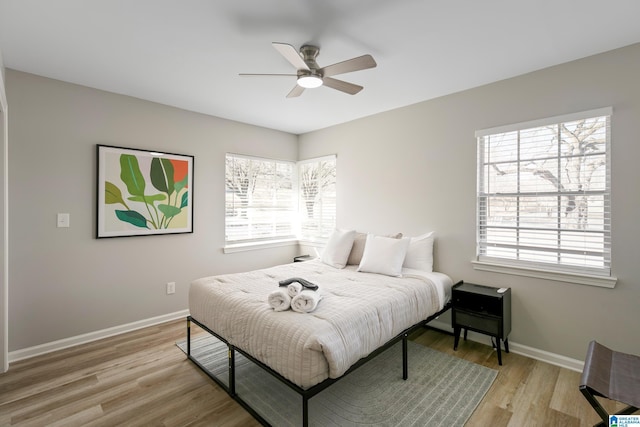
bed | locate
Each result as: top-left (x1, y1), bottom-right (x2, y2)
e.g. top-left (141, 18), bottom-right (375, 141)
top-left (186, 230), bottom-right (454, 426)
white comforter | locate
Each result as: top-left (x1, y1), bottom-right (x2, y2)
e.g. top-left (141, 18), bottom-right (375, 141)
top-left (189, 259), bottom-right (452, 389)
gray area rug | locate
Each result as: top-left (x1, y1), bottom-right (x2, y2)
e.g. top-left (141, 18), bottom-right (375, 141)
top-left (177, 334), bottom-right (497, 426)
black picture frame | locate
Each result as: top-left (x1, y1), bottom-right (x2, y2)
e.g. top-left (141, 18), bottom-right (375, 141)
top-left (96, 144), bottom-right (194, 238)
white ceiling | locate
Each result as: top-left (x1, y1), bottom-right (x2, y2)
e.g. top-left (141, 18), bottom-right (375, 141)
top-left (1, 0), bottom-right (640, 135)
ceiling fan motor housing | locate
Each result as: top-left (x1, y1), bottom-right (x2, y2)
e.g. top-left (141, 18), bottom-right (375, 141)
top-left (300, 45), bottom-right (321, 70)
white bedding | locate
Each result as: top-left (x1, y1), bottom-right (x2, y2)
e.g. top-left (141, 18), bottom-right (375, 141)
top-left (189, 259), bottom-right (452, 389)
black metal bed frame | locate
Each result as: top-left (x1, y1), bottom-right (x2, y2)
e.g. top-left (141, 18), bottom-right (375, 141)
top-left (186, 301), bottom-right (451, 427)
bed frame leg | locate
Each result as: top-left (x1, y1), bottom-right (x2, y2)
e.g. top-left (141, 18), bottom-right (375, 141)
top-left (302, 396), bottom-right (309, 427)
top-left (186, 317), bottom-right (191, 356)
top-left (229, 345), bottom-right (236, 397)
top-left (402, 333), bottom-right (408, 380)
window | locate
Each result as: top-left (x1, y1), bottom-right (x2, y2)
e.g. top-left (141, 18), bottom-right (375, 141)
top-left (225, 154), bottom-right (297, 245)
top-left (298, 155), bottom-right (337, 243)
top-left (225, 153), bottom-right (336, 248)
top-left (475, 108), bottom-right (614, 286)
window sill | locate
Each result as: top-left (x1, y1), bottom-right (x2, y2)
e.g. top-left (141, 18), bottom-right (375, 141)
top-left (297, 240), bottom-right (326, 248)
top-left (224, 238), bottom-right (298, 254)
top-left (471, 260), bottom-right (617, 288)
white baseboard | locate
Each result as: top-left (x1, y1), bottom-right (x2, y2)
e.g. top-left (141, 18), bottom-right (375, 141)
top-left (8, 309), bottom-right (190, 364)
top-left (9, 312), bottom-right (584, 374)
top-left (428, 320), bottom-right (584, 373)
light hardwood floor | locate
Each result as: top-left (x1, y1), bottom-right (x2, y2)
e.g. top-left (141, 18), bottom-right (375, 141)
top-left (0, 319), bottom-right (624, 426)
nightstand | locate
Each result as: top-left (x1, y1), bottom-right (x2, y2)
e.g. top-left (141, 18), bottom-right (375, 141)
top-left (451, 282), bottom-right (512, 365)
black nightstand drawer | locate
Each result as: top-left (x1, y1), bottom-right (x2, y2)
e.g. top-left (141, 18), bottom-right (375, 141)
top-left (454, 310), bottom-right (501, 336)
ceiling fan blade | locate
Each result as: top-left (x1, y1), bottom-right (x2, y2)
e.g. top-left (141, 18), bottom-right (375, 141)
top-left (273, 42), bottom-right (310, 71)
top-left (239, 73), bottom-right (296, 77)
top-left (321, 54), bottom-right (377, 77)
top-left (286, 85), bottom-right (305, 98)
top-left (322, 77), bottom-right (363, 95)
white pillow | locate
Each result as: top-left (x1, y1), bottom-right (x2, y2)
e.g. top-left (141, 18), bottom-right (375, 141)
top-left (403, 232), bottom-right (435, 272)
top-left (321, 229), bottom-right (356, 269)
top-left (357, 234), bottom-right (411, 277)
top-left (347, 232), bottom-right (402, 265)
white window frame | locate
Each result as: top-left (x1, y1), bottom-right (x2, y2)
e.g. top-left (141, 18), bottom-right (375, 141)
top-left (224, 153), bottom-right (337, 253)
top-left (224, 154), bottom-right (298, 252)
top-left (473, 108), bottom-right (617, 288)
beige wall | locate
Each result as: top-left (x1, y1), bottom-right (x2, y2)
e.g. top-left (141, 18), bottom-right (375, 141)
top-left (6, 70), bottom-right (298, 351)
top-left (299, 43), bottom-right (640, 360)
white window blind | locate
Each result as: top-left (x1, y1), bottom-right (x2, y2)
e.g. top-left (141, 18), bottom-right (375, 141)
top-left (298, 155), bottom-right (337, 242)
top-left (225, 154), bottom-right (297, 244)
top-left (476, 107), bottom-right (612, 277)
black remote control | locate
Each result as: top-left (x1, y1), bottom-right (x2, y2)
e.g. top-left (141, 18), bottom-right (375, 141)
top-left (278, 277), bottom-right (319, 291)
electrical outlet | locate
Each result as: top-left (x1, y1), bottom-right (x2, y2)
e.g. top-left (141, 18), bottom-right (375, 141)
top-left (166, 282), bottom-right (176, 295)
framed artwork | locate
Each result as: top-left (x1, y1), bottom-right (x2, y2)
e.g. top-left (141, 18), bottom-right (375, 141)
top-left (97, 144), bottom-right (194, 238)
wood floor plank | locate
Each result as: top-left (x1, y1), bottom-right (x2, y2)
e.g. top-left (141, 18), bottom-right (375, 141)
top-left (48, 405), bottom-right (104, 427)
top-left (506, 361), bottom-right (560, 426)
top-left (540, 408), bottom-right (582, 427)
top-left (465, 405), bottom-right (512, 427)
top-left (1, 319), bottom-right (635, 426)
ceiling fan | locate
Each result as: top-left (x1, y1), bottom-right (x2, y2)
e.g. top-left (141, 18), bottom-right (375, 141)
top-left (240, 42), bottom-right (377, 98)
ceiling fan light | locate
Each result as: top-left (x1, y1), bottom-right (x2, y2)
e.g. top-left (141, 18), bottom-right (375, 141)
top-left (297, 75), bottom-right (323, 89)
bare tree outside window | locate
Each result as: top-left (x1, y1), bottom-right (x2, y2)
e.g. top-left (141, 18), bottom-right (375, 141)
top-left (300, 160), bottom-right (335, 217)
top-left (225, 155), bottom-right (295, 243)
top-left (478, 111), bottom-right (611, 274)
top-left (225, 156), bottom-right (261, 218)
top-left (299, 157), bottom-right (336, 242)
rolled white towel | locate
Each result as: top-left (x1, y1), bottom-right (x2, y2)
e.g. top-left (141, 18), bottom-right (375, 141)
top-left (291, 289), bottom-right (323, 313)
top-left (268, 289), bottom-right (291, 311)
top-left (287, 281), bottom-right (303, 298)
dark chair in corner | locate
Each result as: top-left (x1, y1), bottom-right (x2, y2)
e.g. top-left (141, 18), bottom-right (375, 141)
top-left (579, 340), bottom-right (640, 426)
